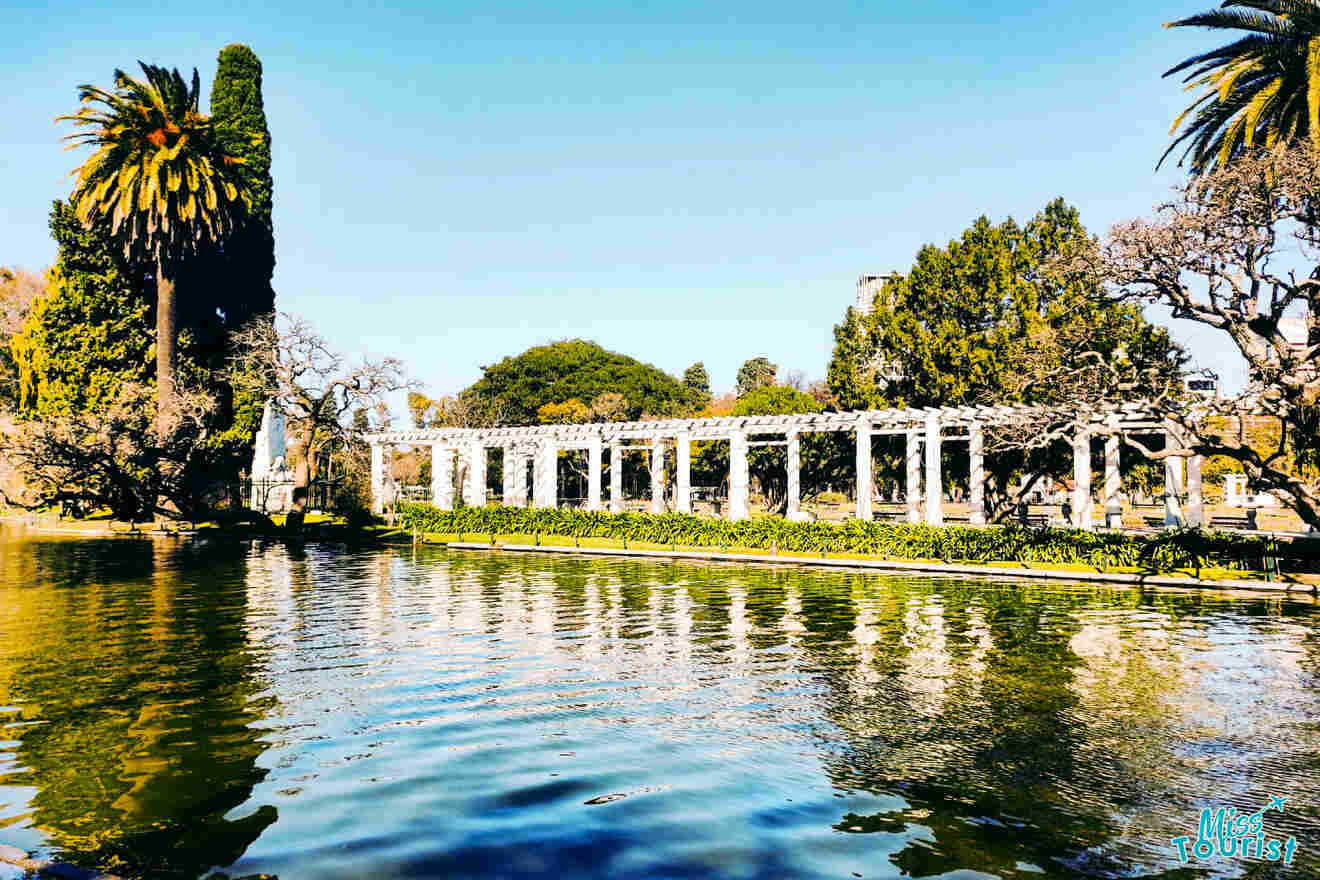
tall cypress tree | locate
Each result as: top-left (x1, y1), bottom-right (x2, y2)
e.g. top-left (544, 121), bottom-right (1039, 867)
top-left (175, 43), bottom-right (276, 467)
top-left (209, 43), bottom-right (275, 326)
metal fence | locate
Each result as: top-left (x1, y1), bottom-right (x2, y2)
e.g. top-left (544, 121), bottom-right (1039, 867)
top-left (242, 478), bottom-right (344, 514)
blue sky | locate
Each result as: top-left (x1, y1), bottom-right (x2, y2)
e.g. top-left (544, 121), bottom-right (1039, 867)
top-left (0, 1), bottom-right (1243, 403)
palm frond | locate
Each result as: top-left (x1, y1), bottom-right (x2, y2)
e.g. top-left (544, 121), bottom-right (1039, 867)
top-left (57, 61), bottom-right (254, 265)
top-left (1163, 2), bottom-right (1320, 171)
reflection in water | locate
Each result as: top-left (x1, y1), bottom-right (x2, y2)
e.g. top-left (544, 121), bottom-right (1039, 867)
top-left (1, 527), bottom-right (1318, 879)
top-left (0, 533), bottom-right (275, 878)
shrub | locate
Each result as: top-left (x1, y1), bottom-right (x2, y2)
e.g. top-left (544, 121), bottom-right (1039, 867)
top-left (395, 504), bottom-right (1320, 575)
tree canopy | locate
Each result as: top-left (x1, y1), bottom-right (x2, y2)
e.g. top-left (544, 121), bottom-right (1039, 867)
top-left (735, 357), bottom-right (777, 398)
top-left (57, 62), bottom-right (251, 267)
top-left (827, 198), bottom-right (1186, 412)
top-left (10, 202), bottom-right (152, 418)
top-left (683, 362), bottom-right (711, 399)
top-left (0, 268), bottom-right (44, 412)
top-left (179, 43), bottom-right (275, 331)
top-left (461, 339), bottom-right (704, 426)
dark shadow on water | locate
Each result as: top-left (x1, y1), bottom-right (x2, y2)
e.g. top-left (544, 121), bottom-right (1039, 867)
top-left (0, 533), bottom-right (280, 879)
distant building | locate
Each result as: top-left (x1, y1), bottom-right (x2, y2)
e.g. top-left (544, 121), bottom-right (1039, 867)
top-left (1224, 474), bottom-right (1280, 509)
top-left (853, 273), bottom-right (906, 388)
top-left (854, 272), bottom-right (903, 316)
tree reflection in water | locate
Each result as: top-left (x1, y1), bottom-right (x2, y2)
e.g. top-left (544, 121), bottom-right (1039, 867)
top-left (808, 578), bottom-right (1320, 877)
top-left (0, 532), bottom-right (277, 878)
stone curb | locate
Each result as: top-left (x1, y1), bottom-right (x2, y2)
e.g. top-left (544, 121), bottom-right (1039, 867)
top-left (0, 845), bottom-right (123, 880)
top-left (441, 542), bottom-right (1317, 595)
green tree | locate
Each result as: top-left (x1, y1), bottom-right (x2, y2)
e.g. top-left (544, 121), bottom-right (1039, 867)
top-left (827, 199), bottom-right (1186, 519)
top-left (58, 62), bottom-right (252, 433)
top-left (207, 44), bottom-right (274, 327)
top-left (683, 361), bottom-right (711, 399)
top-left (537, 398), bottom-right (592, 424)
top-left (462, 339), bottom-right (704, 426)
top-left (1163, 1), bottom-right (1320, 173)
top-left (10, 202), bottom-right (152, 418)
top-left (179, 44), bottom-right (278, 465)
top-left (827, 199), bottom-right (1184, 411)
top-left (0, 268), bottom-right (44, 412)
top-left (735, 357), bottom-right (777, 398)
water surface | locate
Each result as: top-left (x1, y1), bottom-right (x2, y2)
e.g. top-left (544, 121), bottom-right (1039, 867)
top-left (0, 525), bottom-right (1317, 878)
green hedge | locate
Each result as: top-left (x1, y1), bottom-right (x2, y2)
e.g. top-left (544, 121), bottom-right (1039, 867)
top-left (395, 504), bottom-right (1320, 574)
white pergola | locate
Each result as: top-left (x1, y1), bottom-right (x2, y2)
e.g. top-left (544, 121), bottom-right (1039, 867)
top-left (365, 403), bottom-right (1202, 530)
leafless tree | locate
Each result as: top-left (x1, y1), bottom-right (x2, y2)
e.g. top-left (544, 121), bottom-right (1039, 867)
top-left (1042, 145), bottom-right (1320, 528)
top-left (229, 312), bottom-right (414, 522)
top-left (0, 268), bottom-right (43, 335)
top-left (0, 382), bottom-right (219, 520)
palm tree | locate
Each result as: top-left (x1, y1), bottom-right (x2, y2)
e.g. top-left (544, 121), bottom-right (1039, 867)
top-left (1162, 0), bottom-right (1320, 173)
top-left (58, 62), bottom-right (252, 433)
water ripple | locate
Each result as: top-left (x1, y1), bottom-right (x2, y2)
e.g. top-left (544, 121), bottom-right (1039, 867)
top-left (0, 529), bottom-right (1317, 878)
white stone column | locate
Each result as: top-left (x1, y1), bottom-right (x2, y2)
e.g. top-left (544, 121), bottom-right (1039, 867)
top-left (533, 439), bottom-right (557, 508)
top-left (433, 443), bottom-right (454, 510)
top-left (1104, 417), bottom-right (1121, 529)
top-left (1072, 429), bottom-right (1093, 531)
top-left (1164, 430), bottom-right (1185, 527)
top-left (675, 433), bottom-right (691, 514)
top-left (729, 430), bottom-right (749, 522)
top-left (905, 430), bottom-right (922, 524)
top-left (786, 430), bottom-right (802, 521)
top-left (855, 414), bottom-right (872, 521)
top-left (924, 411), bottom-right (943, 526)
top-left (968, 422), bottom-right (985, 526)
top-left (501, 445), bottom-right (517, 507)
top-left (514, 450), bottom-right (531, 507)
top-left (587, 437), bottom-right (603, 512)
top-left (465, 441), bottom-right (486, 507)
top-left (650, 435), bottom-right (665, 514)
top-left (1186, 453), bottom-right (1204, 528)
top-left (370, 442), bottom-right (386, 515)
top-left (609, 443), bottom-right (624, 513)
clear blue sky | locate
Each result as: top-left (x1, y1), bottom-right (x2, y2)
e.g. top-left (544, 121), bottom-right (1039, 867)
top-left (0, 0), bottom-right (1243, 403)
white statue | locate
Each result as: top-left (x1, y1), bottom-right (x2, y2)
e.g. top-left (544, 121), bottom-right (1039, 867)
top-left (251, 400), bottom-right (287, 481)
top-left (250, 401), bottom-right (291, 512)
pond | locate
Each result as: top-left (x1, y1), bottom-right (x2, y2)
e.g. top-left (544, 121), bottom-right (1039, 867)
top-left (0, 525), bottom-right (1317, 879)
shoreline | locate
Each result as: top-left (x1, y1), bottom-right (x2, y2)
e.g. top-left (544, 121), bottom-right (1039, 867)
top-left (1, 516), bottom-right (410, 542)
top-left (6, 516), bottom-right (1315, 594)
top-left (437, 539), bottom-right (1319, 595)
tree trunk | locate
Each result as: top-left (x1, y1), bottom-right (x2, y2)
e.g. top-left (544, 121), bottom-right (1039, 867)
top-left (285, 431), bottom-right (313, 531)
top-left (155, 259), bottom-right (178, 437)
